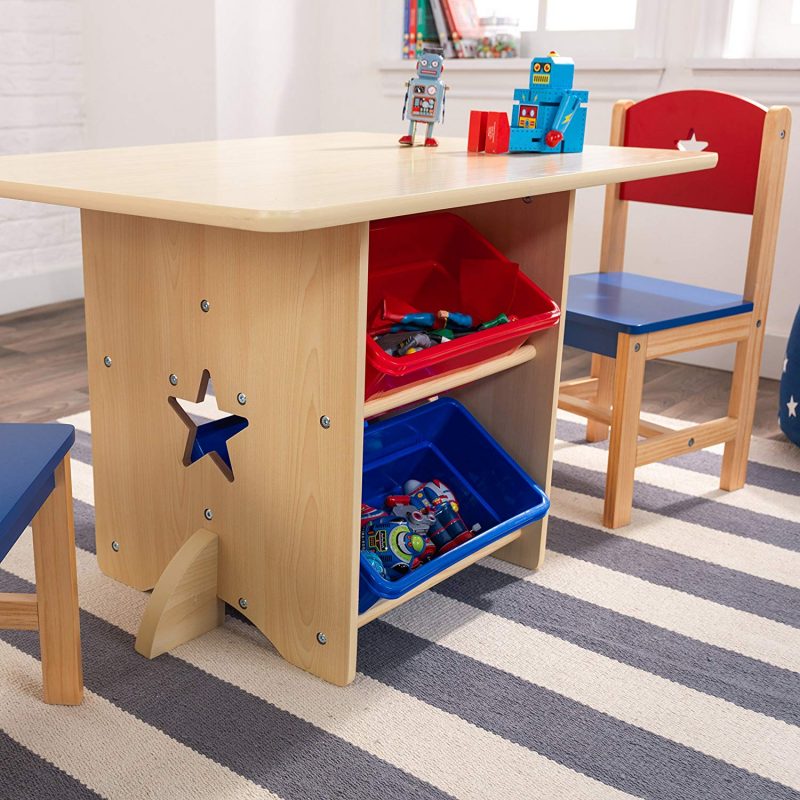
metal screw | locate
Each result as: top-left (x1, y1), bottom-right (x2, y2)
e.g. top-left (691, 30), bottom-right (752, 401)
top-left (316, 632), bottom-right (327, 645)
top-left (203, 507), bottom-right (214, 521)
top-left (522, 196), bottom-right (533, 204)
top-left (103, 355), bottom-right (113, 367)
top-left (756, 319), bottom-right (762, 328)
top-left (200, 299), bottom-right (210, 312)
top-left (238, 597), bottom-right (248, 610)
top-left (237, 392), bottom-right (247, 406)
top-left (111, 540), bottom-right (120, 552)
top-left (320, 415), bottom-right (331, 429)
top-left (780, 130), bottom-right (786, 139)
top-left (687, 437), bottom-right (695, 447)
top-left (634, 343), bottom-right (641, 352)
top-left (169, 373), bottom-right (178, 386)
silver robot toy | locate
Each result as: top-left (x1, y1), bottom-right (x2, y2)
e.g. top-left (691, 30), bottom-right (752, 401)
top-left (400, 49), bottom-right (448, 147)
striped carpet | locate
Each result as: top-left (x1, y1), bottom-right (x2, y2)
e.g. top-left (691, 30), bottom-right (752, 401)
top-left (0, 407), bottom-right (798, 800)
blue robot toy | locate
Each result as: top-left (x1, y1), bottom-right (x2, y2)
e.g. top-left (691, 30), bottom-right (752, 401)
top-left (468, 51), bottom-right (588, 154)
top-left (400, 49), bottom-right (448, 147)
top-left (509, 51), bottom-right (588, 153)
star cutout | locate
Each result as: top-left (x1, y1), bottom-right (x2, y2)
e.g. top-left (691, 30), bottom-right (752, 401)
top-left (676, 129), bottom-right (709, 152)
top-left (788, 395), bottom-right (798, 418)
top-left (169, 370), bottom-right (249, 481)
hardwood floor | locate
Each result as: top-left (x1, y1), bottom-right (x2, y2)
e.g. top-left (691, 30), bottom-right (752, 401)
top-left (560, 345), bottom-right (783, 441)
top-left (0, 299), bottom-right (784, 440)
top-left (0, 300), bottom-right (89, 424)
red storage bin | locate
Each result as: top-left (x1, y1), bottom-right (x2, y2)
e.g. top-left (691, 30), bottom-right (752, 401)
top-left (365, 212), bottom-right (560, 400)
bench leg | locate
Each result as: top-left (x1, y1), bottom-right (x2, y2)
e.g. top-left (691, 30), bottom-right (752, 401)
top-left (720, 332), bottom-right (759, 491)
top-left (31, 456), bottom-right (83, 705)
top-left (586, 354), bottom-right (615, 442)
top-left (604, 334), bottom-right (646, 529)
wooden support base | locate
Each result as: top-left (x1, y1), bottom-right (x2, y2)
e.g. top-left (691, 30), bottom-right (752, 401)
top-left (135, 529), bottom-right (223, 659)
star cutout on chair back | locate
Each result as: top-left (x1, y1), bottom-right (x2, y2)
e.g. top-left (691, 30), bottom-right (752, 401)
top-left (169, 370), bottom-right (249, 482)
top-left (676, 129), bottom-right (709, 152)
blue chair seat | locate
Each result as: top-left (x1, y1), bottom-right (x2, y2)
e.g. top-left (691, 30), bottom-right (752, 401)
top-left (565, 272), bottom-right (754, 357)
top-left (0, 424), bottom-right (75, 563)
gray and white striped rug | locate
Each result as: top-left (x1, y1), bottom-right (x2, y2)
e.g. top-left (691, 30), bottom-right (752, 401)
top-left (0, 407), bottom-right (798, 800)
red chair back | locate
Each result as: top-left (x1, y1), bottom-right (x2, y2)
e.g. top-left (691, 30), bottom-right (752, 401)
top-left (619, 90), bottom-right (767, 215)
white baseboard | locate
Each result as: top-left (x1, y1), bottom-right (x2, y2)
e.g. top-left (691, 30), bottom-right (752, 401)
top-left (0, 267), bottom-right (84, 316)
top-left (663, 333), bottom-right (788, 381)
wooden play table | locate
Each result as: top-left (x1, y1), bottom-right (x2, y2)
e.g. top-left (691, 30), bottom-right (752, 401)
top-left (0, 133), bottom-right (715, 684)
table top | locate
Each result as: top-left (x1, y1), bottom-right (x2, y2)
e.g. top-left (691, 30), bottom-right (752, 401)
top-left (0, 132), bottom-right (717, 233)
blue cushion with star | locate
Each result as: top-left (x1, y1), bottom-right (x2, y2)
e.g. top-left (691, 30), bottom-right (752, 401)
top-left (779, 306), bottom-right (800, 447)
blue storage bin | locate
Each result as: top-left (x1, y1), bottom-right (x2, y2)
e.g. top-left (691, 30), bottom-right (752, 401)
top-left (360, 397), bottom-right (550, 612)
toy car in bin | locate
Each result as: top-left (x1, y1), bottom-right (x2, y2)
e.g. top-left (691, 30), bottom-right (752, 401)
top-left (365, 212), bottom-right (560, 400)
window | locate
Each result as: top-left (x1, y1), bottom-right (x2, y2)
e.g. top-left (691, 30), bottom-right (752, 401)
top-left (473, 0), bottom-right (658, 59)
top-left (710, 0), bottom-right (800, 58)
top-left (475, 0), bottom-right (637, 30)
top-left (475, 0), bottom-right (539, 32)
top-left (545, 0), bottom-right (637, 31)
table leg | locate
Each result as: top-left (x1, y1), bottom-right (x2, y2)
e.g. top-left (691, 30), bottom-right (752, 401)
top-left (452, 192), bottom-right (575, 570)
top-left (82, 212), bottom-right (368, 685)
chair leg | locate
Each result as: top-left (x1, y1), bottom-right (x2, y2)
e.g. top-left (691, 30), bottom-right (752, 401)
top-left (31, 455), bottom-right (83, 705)
top-left (586, 354), bottom-right (615, 442)
top-left (604, 334), bottom-right (647, 529)
top-left (720, 328), bottom-right (760, 491)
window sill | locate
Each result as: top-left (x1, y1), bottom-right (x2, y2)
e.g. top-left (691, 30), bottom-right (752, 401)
top-left (378, 58), bottom-right (666, 73)
top-left (688, 58), bottom-right (800, 71)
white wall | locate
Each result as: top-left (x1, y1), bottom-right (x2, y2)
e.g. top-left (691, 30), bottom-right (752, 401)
top-left (0, 0), bottom-right (85, 314)
top-left (215, 0), bottom-right (322, 139)
top-left (81, 0), bottom-right (217, 148)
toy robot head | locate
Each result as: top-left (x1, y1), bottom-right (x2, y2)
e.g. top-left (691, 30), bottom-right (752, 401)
top-left (417, 50), bottom-right (444, 79)
top-left (529, 50), bottom-right (574, 90)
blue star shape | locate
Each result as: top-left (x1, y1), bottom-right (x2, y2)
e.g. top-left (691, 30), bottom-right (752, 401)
top-left (169, 371), bottom-right (248, 481)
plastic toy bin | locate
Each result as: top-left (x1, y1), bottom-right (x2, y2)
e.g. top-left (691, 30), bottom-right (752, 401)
top-left (359, 397), bottom-right (550, 613)
top-left (365, 212), bottom-right (560, 400)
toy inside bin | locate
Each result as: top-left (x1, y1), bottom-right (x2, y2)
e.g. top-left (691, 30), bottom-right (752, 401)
top-left (359, 397), bottom-right (550, 613)
top-left (366, 212), bottom-right (560, 400)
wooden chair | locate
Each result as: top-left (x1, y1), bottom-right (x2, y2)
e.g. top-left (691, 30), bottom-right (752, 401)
top-left (558, 90), bottom-right (791, 528)
top-left (0, 424), bottom-right (83, 704)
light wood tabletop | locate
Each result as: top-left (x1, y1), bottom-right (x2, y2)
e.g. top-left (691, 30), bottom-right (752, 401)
top-left (0, 132), bottom-right (717, 233)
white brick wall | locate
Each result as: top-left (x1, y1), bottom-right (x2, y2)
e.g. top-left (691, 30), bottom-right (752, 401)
top-left (0, 0), bottom-right (85, 314)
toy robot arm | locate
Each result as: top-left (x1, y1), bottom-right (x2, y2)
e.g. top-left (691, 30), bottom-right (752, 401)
top-left (545, 92), bottom-right (581, 147)
top-left (402, 83), bottom-right (410, 120)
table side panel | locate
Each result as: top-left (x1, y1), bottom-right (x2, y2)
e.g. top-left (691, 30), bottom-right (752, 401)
top-left (452, 192), bottom-right (575, 570)
top-left (82, 211), bottom-right (368, 684)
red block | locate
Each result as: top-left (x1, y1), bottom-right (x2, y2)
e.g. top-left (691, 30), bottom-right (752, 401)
top-left (468, 110), bottom-right (488, 152)
top-left (485, 112), bottom-right (510, 154)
